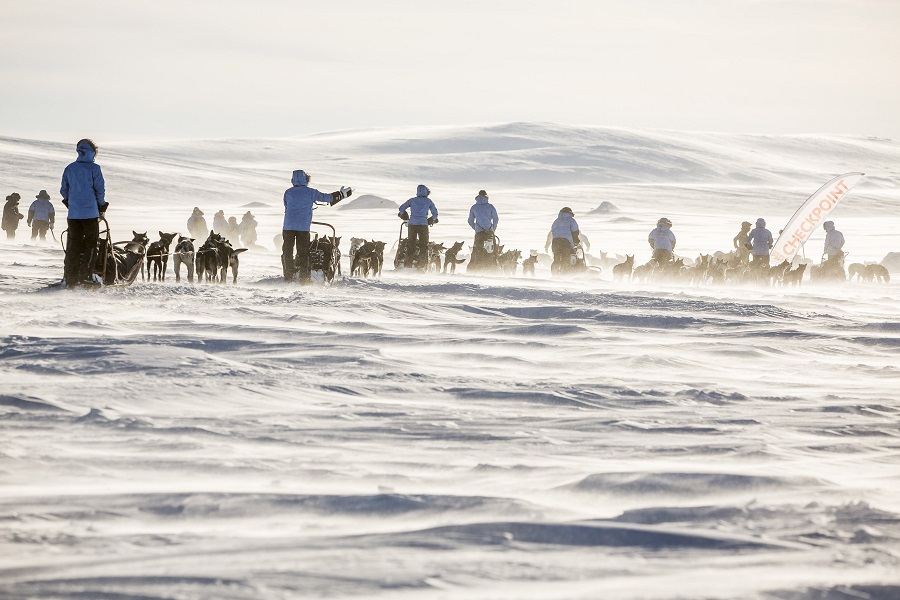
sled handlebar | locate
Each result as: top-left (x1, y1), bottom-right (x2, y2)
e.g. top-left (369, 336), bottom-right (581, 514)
top-left (311, 221), bottom-right (337, 239)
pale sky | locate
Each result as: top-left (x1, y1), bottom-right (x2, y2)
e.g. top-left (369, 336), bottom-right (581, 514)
top-left (2, 0), bottom-right (898, 141)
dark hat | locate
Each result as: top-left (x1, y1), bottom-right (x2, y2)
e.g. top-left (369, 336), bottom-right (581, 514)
top-left (560, 206), bottom-right (574, 216)
top-left (36, 190), bottom-right (51, 199)
top-left (7, 192), bottom-right (21, 201)
top-left (478, 190), bottom-right (487, 196)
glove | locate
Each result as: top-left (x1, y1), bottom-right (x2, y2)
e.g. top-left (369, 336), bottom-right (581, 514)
top-left (744, 243), bottom-right (752, 250)
top-left (330, 186), bottom-right (353, 206)
top-left (99, 203), bottom-right (109, 215)
top-left (62, 199), bottom-right (69, 208)
top-left (427, 217), bottom-right (434, 226)
top-left (399, 212), bottom-right (409, 221)
top-left (27, 220), bottom-right (32, 227)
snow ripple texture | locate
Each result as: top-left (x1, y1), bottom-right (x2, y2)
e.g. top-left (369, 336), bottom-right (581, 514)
top-left (1, 125), bottom-right (900, 599)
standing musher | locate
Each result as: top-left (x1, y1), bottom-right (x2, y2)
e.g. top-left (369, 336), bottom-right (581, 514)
top-left (467, 189), bottom-right (499, 270)
top-left (60, 139), bottom-right (107, 288)
top-left (187, 207), bottom-right (208, 241)
top-left (733, 221), bottom-right (752, 264)
top-left (822, 221), bottom-right (845, 262)
top-left (213, 210), bottom-right (228, 237)
top-left (746, 217), bottom-right (773, 280)
top-left (398, 185), bottom-right (438, 269)
top-left (28, 190), bottom-right (56, 241)
top-left (282, 169), bottom-right (351, 283)
top-left (2, 193), bottom-right (24, 240)
top-left (545, 207), bottom-right (581, 275)
top-left (648, 217), bottom-right (676, 264)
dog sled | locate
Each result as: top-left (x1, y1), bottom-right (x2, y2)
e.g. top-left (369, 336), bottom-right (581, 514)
top-left (467, 233), bottom-right (501, 273)
top-left (393, 221), bottom-right (441, 272)
top-left (393, 222), bottom-right (411, 270)
top-left (551, 243), bottom-right (601, 279)
top-left (809, 253), bottom-right (847, 284)
top-left (54, 217), bottom-right (146, 289)
top-left (307, 221), bottom-right (342, 284)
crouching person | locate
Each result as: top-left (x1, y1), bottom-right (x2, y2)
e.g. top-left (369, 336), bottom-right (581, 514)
top-left (282, 169), bottom-right (351, 283)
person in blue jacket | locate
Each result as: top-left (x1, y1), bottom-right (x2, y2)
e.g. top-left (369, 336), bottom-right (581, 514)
top-left (28, 190), bottom-right (56, 241)
top-left (545, 207), bottom-right (581, 275)
top-left (282, 169), bottom-right (352, 283)
top-left (60, 139), bottom-right (107, 287)
top-left (397, 184), bottom-right (438, 269)
top-left (467, 190), bottom-right (499, 269)
top-left (746, 217), bottom-right (773, 272)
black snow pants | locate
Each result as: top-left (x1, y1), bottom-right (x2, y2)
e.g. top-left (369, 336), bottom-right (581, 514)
top-left (32, 220), bottom-right (50, 240)
top-left (407, 225), bottom-right (429, 268)
top-left (282, 230), bottom-right (311, 282)
top-left (551, 237), bottom-right (573, 275)
top-left (64, 218), bottom-right (100, 286)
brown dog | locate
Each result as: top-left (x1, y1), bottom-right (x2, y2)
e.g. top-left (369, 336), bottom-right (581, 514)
top-left (782, 263), bottom-right (807, 287)
top-left (864, 264), bottom-right (890, 283)
top-left (442, 241), bottom-right (466, 274)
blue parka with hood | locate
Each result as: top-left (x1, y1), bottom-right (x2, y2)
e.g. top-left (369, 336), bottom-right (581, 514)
top-left (28, 197), bottom-right (55, 224)
top-left (550, 210), bottom-right (579, 245)
top-left (746, 218), bottom-right (773, 256)
top-left (468, 194), bottom-right (498, 232)
top-left (648, 225), bottom-right (676, 252)
top-left (398, 185), bottom-right (438, 226)
top-left (60, 140), bottom-right (106, 220)
top-left (283, 170), bottom-right (334, 231)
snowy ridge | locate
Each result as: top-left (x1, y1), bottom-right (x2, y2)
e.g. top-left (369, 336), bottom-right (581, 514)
top-left (2, 124), bottom-right (900, 599)
top-left (4, 122), bottom-right (898, 265)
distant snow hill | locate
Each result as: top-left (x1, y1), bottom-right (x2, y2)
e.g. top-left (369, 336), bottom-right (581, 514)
top-left (339, 194), bottom-right (399, 210)
top-left (589, 201), bottom-right (619, 214)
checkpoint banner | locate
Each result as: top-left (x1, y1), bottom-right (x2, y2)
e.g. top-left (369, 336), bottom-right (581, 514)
top-left (770, 172), bottom-right (865, 264)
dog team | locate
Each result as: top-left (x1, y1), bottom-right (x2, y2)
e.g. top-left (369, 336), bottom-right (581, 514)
top-left (5, 139), bottom-right (891, 287)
